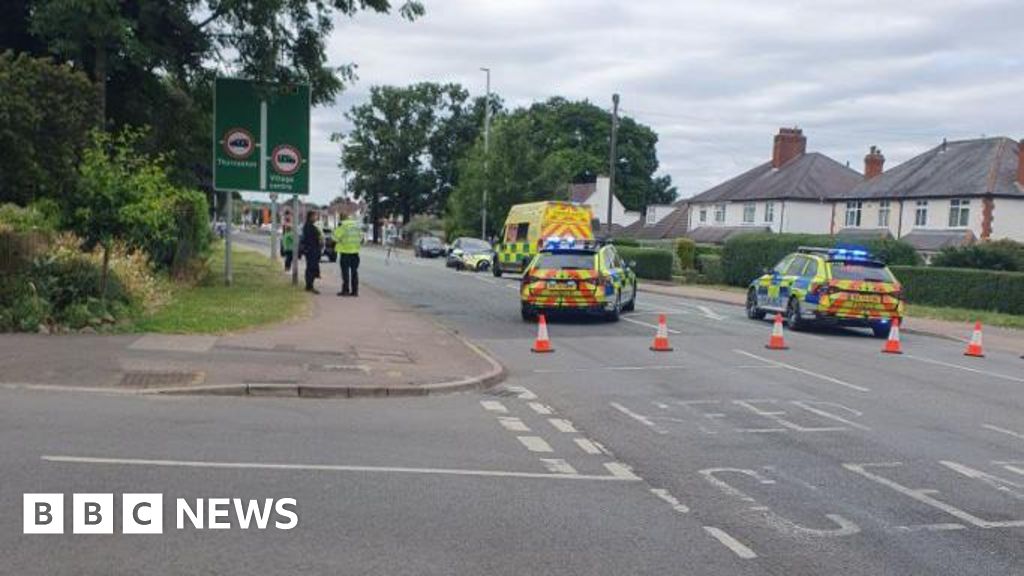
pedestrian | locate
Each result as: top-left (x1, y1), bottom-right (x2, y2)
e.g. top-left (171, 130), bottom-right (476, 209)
top-left (384, 221), bottom-right (400, 264)
top-left (301, 210), bottom-right (322, 293)
top-left (333, 214), bottom-right (362, 297)
top-left (281, 224), bottom-right (295, 272)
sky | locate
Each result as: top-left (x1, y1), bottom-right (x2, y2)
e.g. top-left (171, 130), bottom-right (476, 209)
top-left (293, 0), bottom-right (1024, 205)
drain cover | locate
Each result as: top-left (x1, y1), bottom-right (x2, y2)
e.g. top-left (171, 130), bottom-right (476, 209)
top-left (120, 371), bottom-right (204, 388)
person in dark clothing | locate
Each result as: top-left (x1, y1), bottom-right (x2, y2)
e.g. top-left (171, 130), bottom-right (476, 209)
top-left (300, 211), bottom-right (322, 293)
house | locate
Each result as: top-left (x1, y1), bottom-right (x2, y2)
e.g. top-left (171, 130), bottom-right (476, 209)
top-left (686, 128), bottom-right (862, 241)
top-left (618, 203), bottom-right (690, 240)
top-left (568, 176), bottom-right (640, 231)
top-left (830, 138), bottom-right (1024, 254)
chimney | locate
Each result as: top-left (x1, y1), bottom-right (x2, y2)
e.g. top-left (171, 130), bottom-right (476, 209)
top-left (772, 127), bottom-right (807, 169)
top-left (864, 145), bottom-right (885, 179)
top-left (1018, 139), bottom-right (1024, 187)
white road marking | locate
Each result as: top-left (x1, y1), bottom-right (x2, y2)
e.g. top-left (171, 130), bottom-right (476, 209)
top-left (517, 436), bottom-right (554, 453)
top-left (939, 461), bottom-right (1024, 500)
top-left (983, 424), bottom-right (1024, 441)
top-left (528, 402), bottom-right (554, 415)
top-left (622, 316), bottom-right (682, 334)
top-left (540, 458), bottom-right (578, 475)
top-left (902, 355), bottom-right (1024, 384)
top-left (532, 364), bottom-right (778, 374)
top-left (603, 462), bottom-right (640, 480)
top-left (609, 402), bottom-right (668, 434)
top-left (703, 526), bottom-right (757, 559)
top-left (497, 416), bottom-right (530, 432)
top-left (733, 349), bottom-right (870, 392)
top-left (480, 400), bottom-right (508, 413)
top-left (40, 455), bottom-right (638, 482)
top-left (697, 305), bottom-right (726, 321)
top-left (548, 418), bottom-right (578, 433)
top-left (893, 523), bottom-right (966, 533)
top-left (653, 401), bottom-right (671, 410)
top-left (574, 438), bottom-right (603, 455)
top-left (650, 488), bottom-right (690, 513)
top-left (791, 401), bottom-right (871, 431)
top-left (505, 385), bottom-right (537, 400)
top-left (733, 400), bottom-right (846, 433)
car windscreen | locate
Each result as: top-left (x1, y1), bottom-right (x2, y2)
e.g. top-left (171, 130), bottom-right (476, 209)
top-left (534, 253), bottom-right (595, 270)
top-left (420, 237), bottom-right (442, 247)
top-left (829, 262), bottom-right (894, 283)
top-left (459, 239), bottom-right (491, 253)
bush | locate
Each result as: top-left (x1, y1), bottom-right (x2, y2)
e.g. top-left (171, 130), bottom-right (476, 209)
top-left (892, 266), bottom-right (1024, 315)
top-left (932, 240), bottom-right (1024, 272)
top-left (721, 232), bottom-right (921, 286)
top-left (675, 238), bottom-right (696, 270)
top-left (616, 246), bottom-right (674, 280)
top-left (696, 254), bottom-right (724, 284)
top-left (611, 237), bottom-right (639, 247)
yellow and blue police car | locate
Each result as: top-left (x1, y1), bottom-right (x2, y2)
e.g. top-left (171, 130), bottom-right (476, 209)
top-left (520, 237), bottom-right (637, 322)
top-left (746, 246), bottom-right (904, 337)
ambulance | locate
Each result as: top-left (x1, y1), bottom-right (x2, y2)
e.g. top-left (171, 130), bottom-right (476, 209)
top-left (492, 201), bottom-right (594, 277)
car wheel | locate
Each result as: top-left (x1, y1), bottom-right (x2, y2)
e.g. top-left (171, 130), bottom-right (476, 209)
top-left (786, 297), bottom-right (804, 331)
top-left (521, 303), bottom-right (538, 322)
top-left (871, 323), bottom-right (892, 339)
top-left (622, 284), bottom-right (636, 312)
top-left (606, 294), bottom-right (622, 322)
top-left (477, 260), bottom-right (490, 272)
top-left (746, 288), bottom-right (766, 320)
top-left (492, 257), bottom-right (502, 277)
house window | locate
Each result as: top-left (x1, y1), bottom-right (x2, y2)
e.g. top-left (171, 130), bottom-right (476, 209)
top-left (877, 200), bottom-right (891, 228)
top-left (845, 201), bottom-right (863, 227)
top-left (764, 201), bottom-right (775, 223)
top-left (714, 203), bottom-right (726, 224)
top-left (699, 207), bottom-right (707, 223)
top-left (742, 202), bottom-right (756, 224)
top-left (948, 199), bottom-right (970, 228)
top-left (914, 200), bottom-right (928, 227)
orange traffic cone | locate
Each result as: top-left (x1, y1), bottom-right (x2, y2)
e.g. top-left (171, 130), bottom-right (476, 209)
top-left (882, 318), bottom-right (903, 354)
top-left (964, 321), bottom-right (985, 358)
top-left (650, 314), bottom-right (674, 352)
top-left (531, 314), bottom-right (554, 353)
top-left (765, 313), bottom-right (789, 350)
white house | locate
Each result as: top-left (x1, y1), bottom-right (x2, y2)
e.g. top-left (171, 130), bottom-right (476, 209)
top-left (569, 176), bottom-right (640, 231)
top-left (831, 137), bottom-right (1024, 253)
top-left (686, 128), bottom-right (862, 243)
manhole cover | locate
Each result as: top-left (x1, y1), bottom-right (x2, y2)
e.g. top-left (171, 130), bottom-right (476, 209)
top-left (120, 371), bottom-right (204, 388)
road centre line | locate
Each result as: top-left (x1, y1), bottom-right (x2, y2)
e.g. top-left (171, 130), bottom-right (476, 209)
top-left (603, 462), bottom-right (641, 480)
top-left (528, 402), bottom-right (554, 415)
top-left (983, 424), bottom-right (1024, 441)
top-left (650, 488), bottom-right (690, 513)
top-left (517, 436), bottom-right (554, 453)
top-left (703, 526), bottom-right (757, 559)
top-left (532, 364), bottom-right (781, 374)
top-left (480, 400), bottom-right (508, 413)
top-left (505, 385), bottom-right (538, 400)
top-left (733, 349), bottom-right (870, 392)
top-left (610, 402), bottom-right (669, 434)
top-left (902, 354), bottom-right (1024, 384)
top-left (622, 317), bottom-right (682, 334)
top-left (697, 305), bottom-right (726, 321)
top-left (41, 455), bottom-right (639, 482)
top-left (497, 416), bottom-right (530, 432)
top-left (548, 418), bottom-right (578, 433)
top-left (574, 438), bottom-right (604, 455)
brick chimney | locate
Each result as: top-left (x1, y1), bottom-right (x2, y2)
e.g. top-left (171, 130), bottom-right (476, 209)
top-left (1018, 139), bottom-right (1024, 187)
top-left (772, 128), bottom-right (807, 169)
top-left (864, 146), bottom-right (885, 179)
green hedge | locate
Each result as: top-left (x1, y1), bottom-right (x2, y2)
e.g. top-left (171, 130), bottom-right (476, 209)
top-left (891, 266), bottom-right (1024, 315)
top-left (696, 254), bottom-right (724, 284)
top-left (722, 233), bottom-right (921, 286)
top-left (611, 237), bottom-right (640, 247)
top-left (616, 246), bottom-right (674, 280)
top-left (931, 239), bottom-right (1024, 272)
top-left (675, 238), bottom-right (696, 270)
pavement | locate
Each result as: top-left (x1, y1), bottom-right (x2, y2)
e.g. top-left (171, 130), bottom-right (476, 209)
top-left (4, 237), bottom-right (1024, 575)
top-left (0, 235), bottom-right (501, 397)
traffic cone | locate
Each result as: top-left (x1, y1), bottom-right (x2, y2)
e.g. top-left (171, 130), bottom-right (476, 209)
top-left (964, 321), bottom-right (985, 358)
top-left (882, 318), bottom-right (903, 354)
top-left (531, 314), bottom-right (554, 353)
top-left (650, 314), bottom-right (674, 352)
top-left (765, 313), bottom-right (789, 350)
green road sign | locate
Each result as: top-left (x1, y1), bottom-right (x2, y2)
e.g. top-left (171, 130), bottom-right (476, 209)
top-left (213, 78), bottom-right (310, 195)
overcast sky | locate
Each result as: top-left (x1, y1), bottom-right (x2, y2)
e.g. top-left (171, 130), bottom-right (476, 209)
top-left (293, 0), bottom-right (1023, 205)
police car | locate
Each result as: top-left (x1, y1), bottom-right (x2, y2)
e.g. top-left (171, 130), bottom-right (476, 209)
top-left (520, 237), bottom-right (637, 322)
top-left (746, 246), bottom-right (905, 337)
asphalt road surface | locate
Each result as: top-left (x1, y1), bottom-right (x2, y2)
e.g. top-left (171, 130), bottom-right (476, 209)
top-left (3, 237), bottom-right (1024, 575)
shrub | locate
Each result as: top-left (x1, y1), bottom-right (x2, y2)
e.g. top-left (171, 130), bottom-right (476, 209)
top-left (616, 246), bottom-right (674, 280)
top-left (892, 265), bottom-right (1024, 315)
top-left (931, 240), bottom-right (1024, 272)
top-left (696, 254), bottom-right (724, 284)
top-left (675, 238), bottom-right (696, 270)
top-left (611, 237), bottom-right (639, 247)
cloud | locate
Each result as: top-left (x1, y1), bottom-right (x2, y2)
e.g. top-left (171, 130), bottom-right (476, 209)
top-left (293, 0), bottom-right (1024, 203)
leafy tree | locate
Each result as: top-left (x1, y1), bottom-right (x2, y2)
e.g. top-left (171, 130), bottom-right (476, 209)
top-left (0, 52), bottom-right (101, 205)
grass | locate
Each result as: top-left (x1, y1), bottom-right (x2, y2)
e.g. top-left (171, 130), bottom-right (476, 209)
top-left (904, 303), bottom-right (1024, 330)
top-left (132, 243), bottom-right (310, 334)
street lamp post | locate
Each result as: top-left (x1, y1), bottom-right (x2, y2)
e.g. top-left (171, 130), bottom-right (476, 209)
top-left (607, 93), bottom-right (620, 237)
top-left (481, 67), bottom-right (491, 241)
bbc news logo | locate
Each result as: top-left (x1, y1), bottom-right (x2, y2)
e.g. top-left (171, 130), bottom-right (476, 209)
top-left (23, 494), bottom-right (298, 534)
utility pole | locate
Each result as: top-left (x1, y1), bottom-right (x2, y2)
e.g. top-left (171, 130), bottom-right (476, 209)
top-left (481, 67), bottom-right (491, 241)
top-left (269, 192), bottom-right (278, 262)
top-left (606, 93), bottom-right (620, 237)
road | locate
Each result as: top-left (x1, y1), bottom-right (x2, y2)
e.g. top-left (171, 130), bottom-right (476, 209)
top-left (3, 236), bottom-right (1024, 575)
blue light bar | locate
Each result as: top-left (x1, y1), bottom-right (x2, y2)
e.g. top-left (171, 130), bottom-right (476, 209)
top-left (542, 235), bottom-right (577, 250)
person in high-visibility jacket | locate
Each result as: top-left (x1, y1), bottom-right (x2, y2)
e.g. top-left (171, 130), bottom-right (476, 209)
top-left (333, 214), bottom-right (363, 297)
top-left (281, 225), bottom-right (295, 271)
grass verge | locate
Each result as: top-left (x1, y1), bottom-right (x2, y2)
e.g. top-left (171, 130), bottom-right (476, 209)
top-left (133, 243), bottom-right (309, 334)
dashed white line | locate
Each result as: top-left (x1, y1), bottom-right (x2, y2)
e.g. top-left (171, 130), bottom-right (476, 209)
top-left (517, 436), bottom-right (554, 453)
top-left (650, 488), bottom-right (690, 513)
top-left (622, 316), bottom-right (682, 334)
top-left (480, 400), bottom-right (508, 413)
top-left (610, 402), bottom-right (668, 434)
top-left (529, 402), bottom-right (554, 415)
top-left (733, 349), bottom-right (870, 392)
top-left (497, 416), bottom-right (530, 432)
top-left (540, 458), bottom-right (578, 475)
top-left (548, 418), bottom-right (577, 433)
top-left (574, 438), bottom-right (603, 455)
top-left (983, 424), bottom-right (1024, 441)
top-left (506, 385), bottom-right (538, 400)
top-left (903, 355), bottom-right (1024, 384)
top-left (603, 462), bottom-right (640, 480)
top-left (697, 305), bottom-right (726, 321)
top-left (703, 526), bottom-right (757, 559)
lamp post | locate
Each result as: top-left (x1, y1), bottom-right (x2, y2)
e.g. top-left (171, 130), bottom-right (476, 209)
top-left (481, 67), bottom-right (491, 241)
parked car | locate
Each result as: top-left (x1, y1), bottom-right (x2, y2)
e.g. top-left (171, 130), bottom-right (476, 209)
top-left (446, 237), bottom-right (494, 271)
top-left (414, 236), bottom-right (445, 258)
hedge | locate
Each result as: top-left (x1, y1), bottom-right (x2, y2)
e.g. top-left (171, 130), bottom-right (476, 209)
top-left (675, 238), bottom-right (696, 270)
top-left (615, 246), bottom-right (674, 280)
top-left (722, 233), bottom-right (921, 286)
top-left (696, 254), bottom-right (724, 284)
top-left (931, 239), bottom-right (1024, 272)
top-left (891, 266), bottom-right (1024, 315)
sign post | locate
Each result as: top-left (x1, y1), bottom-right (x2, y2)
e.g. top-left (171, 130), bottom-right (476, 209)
top-left (292, 195), bottom-right (300, 286)
top-left (269, 192), bottom-right (279, 261)
top-left (213, 78), bottom-right (310, 286)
